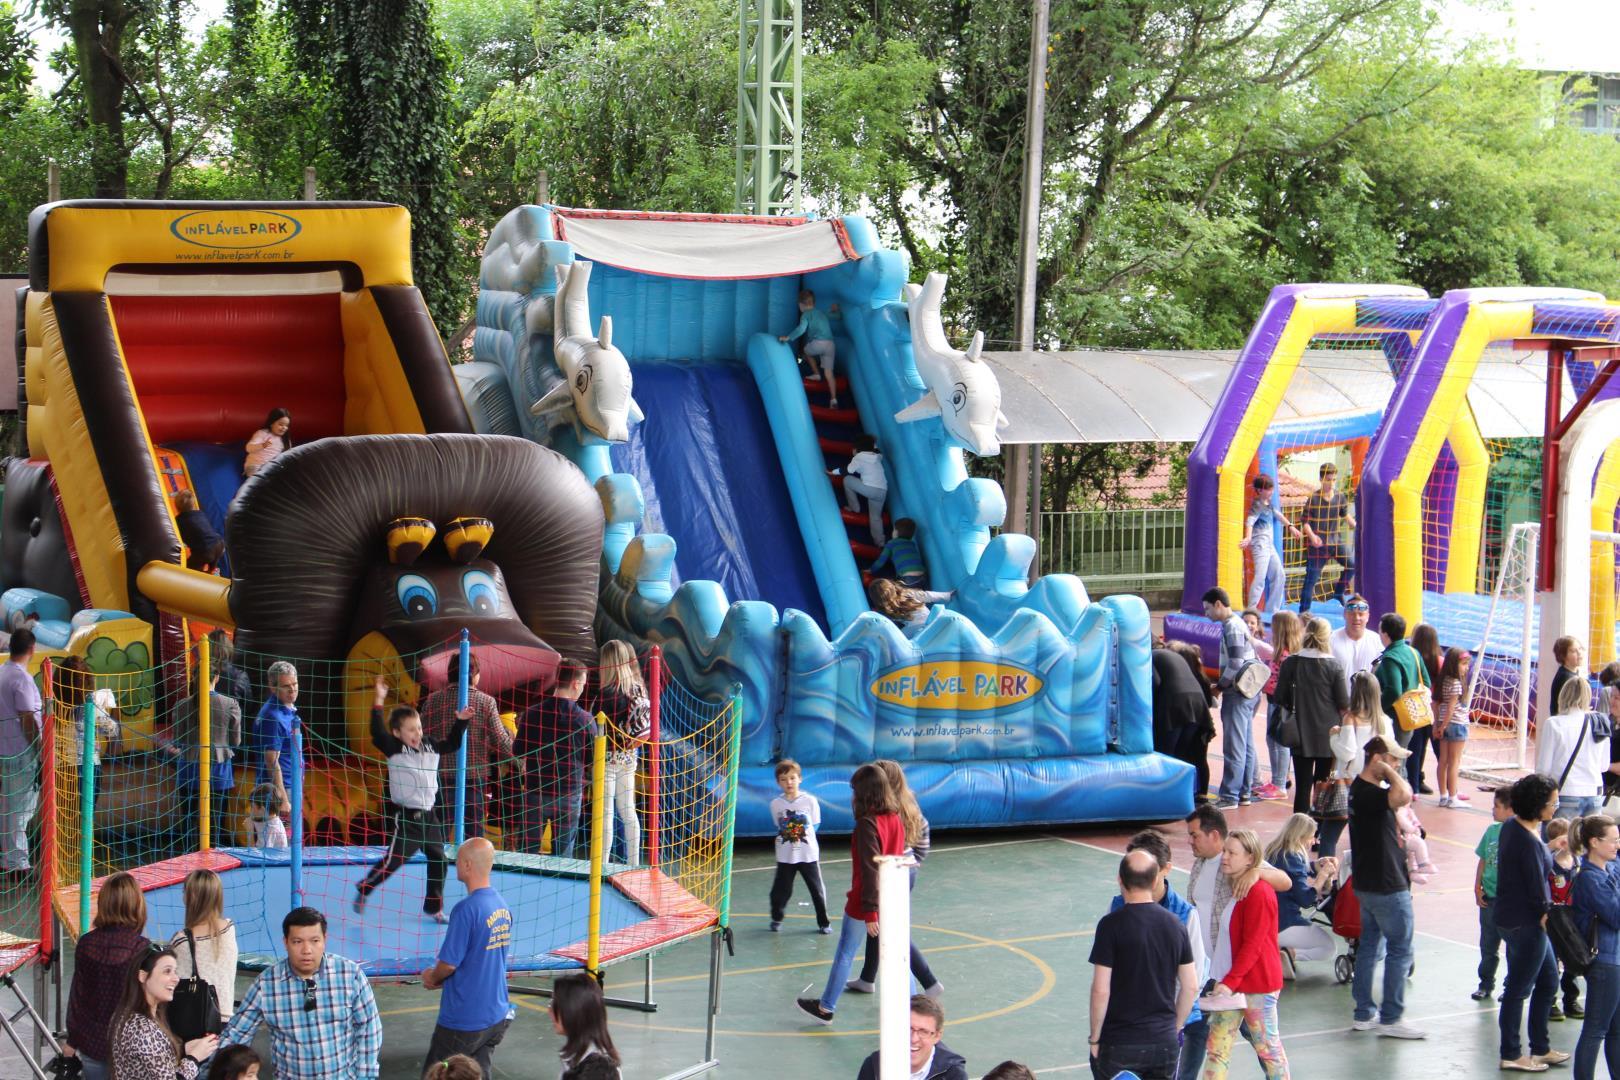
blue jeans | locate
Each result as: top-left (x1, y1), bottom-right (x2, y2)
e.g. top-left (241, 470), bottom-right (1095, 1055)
top-left (1217, 689), bottom-right (1259, 802)
top-left (1500, 922), bottom-right (1558, 1060)
top-left (1299, 552), bottom-right (1352, 613)
top-left (1479, 896), bottom-right (1503, 991)
top-left (1577, 960), bottom-right (1620, 1080)
top-left (1247, 539), bottom-right (1286, 611)
top-left (1265, 699), bottom-right (1291, 788)
top-left (1402, 725), bottom-right (1430, 791)
top-left (819, 914), bottom-right (870, 1013)
top-left (81, 1057), bottom-right (107, 1080)
top-left (1352, 888), bottom-right (1414, 1024)
top-left (1559, 797), bottom-right (1602, 822)
top-left (1177, 1017), bottom-right (1208, 1080)
top-left (1093, 1039), bottom-right (1179, 1080)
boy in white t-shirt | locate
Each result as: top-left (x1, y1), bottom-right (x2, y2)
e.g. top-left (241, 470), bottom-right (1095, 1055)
top-left (767, 758), bottom-right (831, 933)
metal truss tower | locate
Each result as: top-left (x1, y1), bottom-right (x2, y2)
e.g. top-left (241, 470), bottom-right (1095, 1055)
top-left (735, 0), bottom-right (802, 215)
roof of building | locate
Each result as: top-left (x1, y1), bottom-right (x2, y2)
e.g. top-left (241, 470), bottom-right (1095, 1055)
top-left (983, 346), bottom-right (1572, 445)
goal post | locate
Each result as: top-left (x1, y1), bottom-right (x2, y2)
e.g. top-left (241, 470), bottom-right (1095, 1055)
top-left (1460, 521), bottom-right (1539, 780)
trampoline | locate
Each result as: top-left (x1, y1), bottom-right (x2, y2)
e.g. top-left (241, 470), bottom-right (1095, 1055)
top-left (62, 848), bottom-right (718, 979)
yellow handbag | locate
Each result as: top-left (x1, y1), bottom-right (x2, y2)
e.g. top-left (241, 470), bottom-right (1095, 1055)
top-left (1394, 681), bottom-right (1435, 731)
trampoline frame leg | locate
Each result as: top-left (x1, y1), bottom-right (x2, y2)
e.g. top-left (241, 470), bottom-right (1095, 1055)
top-left (1, 970), bottom-right (62, 1080)
top-left (509, 955), bottom-right (660, 1013)
top-left (655, 929), bottom-right (722, 1080)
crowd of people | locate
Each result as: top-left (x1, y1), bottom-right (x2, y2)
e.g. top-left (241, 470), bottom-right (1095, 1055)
top-left (55, 840), bottom-right (624, 1079)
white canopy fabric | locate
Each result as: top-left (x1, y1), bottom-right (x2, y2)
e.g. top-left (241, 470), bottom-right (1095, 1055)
top-left (986, 347), bottom-right (1570, 445)
top-left (548, 207), bottom-right (859, 280)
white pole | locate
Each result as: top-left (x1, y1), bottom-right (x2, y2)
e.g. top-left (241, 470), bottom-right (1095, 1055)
top-left (876, 855), bottom-right (913, 1080)
top-left (1519, 525), bottom-right (1539, 772)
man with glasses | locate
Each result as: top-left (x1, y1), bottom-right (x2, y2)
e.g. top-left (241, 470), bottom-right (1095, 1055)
top-left (220, 906), bottom-right (381, 1078)
top-left (254, 661), bottom-right (300, 816)
top-left (1330, 596), bottom-right (1381, 694)
top-left (856, 995), bottom-right (968, 1080)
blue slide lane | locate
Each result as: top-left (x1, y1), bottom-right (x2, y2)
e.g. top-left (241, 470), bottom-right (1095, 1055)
top-left (609, 360), bottom-right (826, 629)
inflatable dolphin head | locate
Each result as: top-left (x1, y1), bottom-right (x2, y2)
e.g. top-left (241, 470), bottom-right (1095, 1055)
top-left (530, 260), bottom-right (644, 443)
top-left (896, 272), bottom-right (1008, 456)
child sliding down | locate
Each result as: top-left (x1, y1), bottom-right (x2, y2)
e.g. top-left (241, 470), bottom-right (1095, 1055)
top-left (355, 676), bottom-right (471, 921)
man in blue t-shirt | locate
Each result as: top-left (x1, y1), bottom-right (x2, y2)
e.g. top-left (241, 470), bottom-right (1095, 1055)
top-left (421, 837), bottom-right (514, 1077)
top-left (255, 660), bottom-right (300, 814)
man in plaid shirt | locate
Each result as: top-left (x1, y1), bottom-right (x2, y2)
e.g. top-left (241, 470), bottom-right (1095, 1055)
top-left (220, 906), bottom-right (382, 1079)
top-left (422, 652), bottom-right (513, 838)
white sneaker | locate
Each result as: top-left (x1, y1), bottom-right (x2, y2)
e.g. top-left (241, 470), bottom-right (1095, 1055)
top-left (1438, 795), bottom-right (1452, 808)
top-left (924, 981), bottom-right (944, 1000)
top-left (1352, 1018), bottom-right (1379, 1031)
top-left (1377, 1022), bottom-right (1427, 1040)
top-left (844, 979), bottom-right (875, 994)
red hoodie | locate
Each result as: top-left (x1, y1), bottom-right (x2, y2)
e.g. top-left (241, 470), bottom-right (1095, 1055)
top-left (845, 812), bottom-right (906, 922)
top-left (1222, 885), bottom-right (1284, 994)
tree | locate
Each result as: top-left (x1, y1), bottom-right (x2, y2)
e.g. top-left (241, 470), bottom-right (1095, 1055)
top-left (285, 0), bottom-right (465, 332)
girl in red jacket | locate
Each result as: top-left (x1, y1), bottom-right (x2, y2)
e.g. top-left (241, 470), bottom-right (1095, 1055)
top-left (1204, 827), bottom-right (1290, 1079)
top-left (796, 763), bottom-right (905, 1024)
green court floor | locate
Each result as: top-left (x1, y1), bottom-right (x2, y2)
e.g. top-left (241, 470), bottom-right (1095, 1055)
top-left (346, 827), bottom-right (1521, 1078)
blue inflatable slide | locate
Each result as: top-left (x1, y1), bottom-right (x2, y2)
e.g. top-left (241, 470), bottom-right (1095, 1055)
top-left (460, 206), bottom-right (1192, 835)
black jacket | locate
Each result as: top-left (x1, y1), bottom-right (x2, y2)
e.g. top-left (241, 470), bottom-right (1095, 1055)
top-left (857, 1042), bottom-right (968, 1080)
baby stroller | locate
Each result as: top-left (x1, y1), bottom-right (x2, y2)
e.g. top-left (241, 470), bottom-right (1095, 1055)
top-left (1329, 871), bottom-right (1361, 985)
top-left (1325, 860), bottom-right (1416, 985)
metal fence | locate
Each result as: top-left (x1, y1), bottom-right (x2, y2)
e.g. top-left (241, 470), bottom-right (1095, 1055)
top-left (1038, 509), bottom-right (1186, 594)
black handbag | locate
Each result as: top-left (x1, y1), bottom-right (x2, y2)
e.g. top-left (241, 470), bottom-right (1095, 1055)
top-left (168, 930), bottom-right (223, 1040)
top-left (1269, 703), bottom-right (1301, 751)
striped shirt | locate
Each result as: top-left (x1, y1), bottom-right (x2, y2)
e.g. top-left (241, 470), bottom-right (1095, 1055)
top-left (870, 537), bottom-right (926, 583)
top-left (1216, 614), bottom-right (1255, 686)
top-left (220, 953), bottom-right (381, 1080)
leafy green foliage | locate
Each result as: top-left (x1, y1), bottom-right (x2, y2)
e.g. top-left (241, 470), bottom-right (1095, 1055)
top-left (284, 0), bottom-right (465, 331)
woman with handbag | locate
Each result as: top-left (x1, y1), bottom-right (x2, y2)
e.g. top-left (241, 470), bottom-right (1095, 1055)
top-left (1202, 828), bottom-right (1290, 1079)
top-left (1572, 814), bottom-right (1620, 1079)
top-left (1537, 678), bottom-right (1614, 821)
top-left (168, 869), bottom-right (236, 1034)
top-left (109, 947), bottom-right (218, 1079)
top-left (1274, 617), bottom-right (1347, 816)
top-left (1373, 613), bottom-right (1432, 794)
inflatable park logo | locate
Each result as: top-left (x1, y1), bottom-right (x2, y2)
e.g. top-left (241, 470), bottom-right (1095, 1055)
top-left (170, 210), bottom-right (303, 252)
top-left (870, 659), bottom-right (1043, 712)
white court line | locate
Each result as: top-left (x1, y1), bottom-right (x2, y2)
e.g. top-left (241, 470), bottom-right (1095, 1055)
top-left (1046, 832), bottom-right (1188, 871)
top-left (732, 834), bottom-right (1053, 872)
top-left (1019, 1006), bottom-right (1498, 1076)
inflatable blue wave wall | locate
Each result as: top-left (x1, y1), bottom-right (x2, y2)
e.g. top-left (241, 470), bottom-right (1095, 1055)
top-left (467, 205), bottom-right (1193, 834)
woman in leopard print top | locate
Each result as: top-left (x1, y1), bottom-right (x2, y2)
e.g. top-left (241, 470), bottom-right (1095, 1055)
top-left (109, 947), bottom-right (217, 1079)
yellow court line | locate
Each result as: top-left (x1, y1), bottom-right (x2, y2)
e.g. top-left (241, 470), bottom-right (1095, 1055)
top-left (605, 918), bottom-right (1092, 990)
top-left (382, 922), bottom-right (1086, 1023)
top-left (535, 920), bottom-right (1065, 1038)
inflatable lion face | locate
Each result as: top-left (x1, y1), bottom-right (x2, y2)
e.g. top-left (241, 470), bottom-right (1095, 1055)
top-left (225, 433), bottom-right (604, 748)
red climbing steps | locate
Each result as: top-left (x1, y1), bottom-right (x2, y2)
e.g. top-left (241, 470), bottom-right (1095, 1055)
top-left (802, 372), bottom-right (885, 572)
